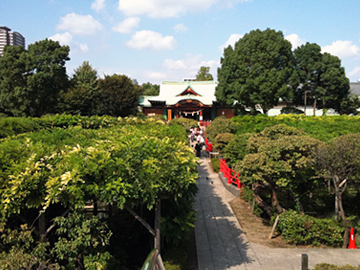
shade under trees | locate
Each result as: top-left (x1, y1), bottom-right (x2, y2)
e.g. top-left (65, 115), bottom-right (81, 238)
top-left (216, 28), bottom-right (296, 115)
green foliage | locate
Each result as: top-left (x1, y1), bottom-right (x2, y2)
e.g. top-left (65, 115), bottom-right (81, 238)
top-left (313, 264), bottom-right (360, 270)
top-left (0, 39), bottom-right (71, 117)
top-left (213, 133), bottom-right (234, 152)
top-left (52, 212), bottom-right (112, 269)
top-left (96, 74), bottom-right (142, 117)
top-left (0, 117), bottom-right (198, 267)
top-left (141, 82), bottom-right (160, 96)
top-left (216, 28), bottom-right (295, 114)
top-left (222, 133), bottom-right (253, 164)
top-left (205, 116), bottom-right (238, 143)
top-left (210, 158), bottom-right (220, 173)
top-left (59, 61), bottom-right (99, 116)
top-left (168, 118), bottom-right (198, 131)
top-left (239, 125), bottom-right (321, 213)
top-left (0, 224), bottom-right (60, 270)
top-left (195, 66), bottom-right (214, 81)
top-left (277, 210), bottom-right (344, 247)
top-left (232, 114), bottom-right (360, 142)
top-left (293, 43), bottom-right (350, 114)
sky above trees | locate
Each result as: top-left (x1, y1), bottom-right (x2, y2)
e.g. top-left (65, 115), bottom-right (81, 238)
top-left (2, 0), bottom-right (360, 84)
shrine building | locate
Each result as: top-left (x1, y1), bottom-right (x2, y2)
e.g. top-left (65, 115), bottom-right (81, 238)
top-left (138, 80), bottom-right (234, 122)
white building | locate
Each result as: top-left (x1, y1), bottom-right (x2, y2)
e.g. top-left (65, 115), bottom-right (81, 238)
top-left (0, 26), bottom-right (25, 55)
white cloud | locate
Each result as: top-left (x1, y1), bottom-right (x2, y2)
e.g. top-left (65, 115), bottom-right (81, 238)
top-left (285, 34), bottom-right (305, 50)
top-left (349, 66), bottom-right (360, 78)
top-left (173, 23), bottom-right (188, 33)
top-left (49, 32), bottom-right (89, 54)
top-left (57, 13), bottom-right (103, 35)
top-left (163, 54), bottom-right (219, 75)
top-left (118, 0), bottom-right (249, 18)
top-left (219, 33), bottom-right (243, 51)
top-left (91, 0), bottom-right (105, 12)
top-left (146, 71), bottom-right (167, 80)
top-left (112, 17), bottom-right (140, 34)
top-left (79, 44), bottom-right (89, 53)
top-left (322, 40), bottom-right (360, 58)
top-left (49, 32), bottom-right (73, 45)
top-left (126, 30), bottom-right (176, 51)
top-left (160, 55), bottom-right (219, 82)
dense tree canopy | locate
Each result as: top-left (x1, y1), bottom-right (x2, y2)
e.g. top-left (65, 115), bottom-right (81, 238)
top-left (60, 61), bottom-right (99, 115)
top-left (96, 74), bottom-right (142, 117)
top-left (216, 28), bottom-right (295, 115)
top-left (195, 66), bottom-right (214, 81)
top-left (293, 42), bottom-right (350, 115)
top-left (0, 39), bottom-right (70, 117)
top-left (141, 82), bottom-right (159, 96)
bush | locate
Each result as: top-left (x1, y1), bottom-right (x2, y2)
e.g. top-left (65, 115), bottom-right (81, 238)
top-left (313, 264), bottom-right (360, 270)
top-left (213, 133), bottom-right (235, 152)
top-left (277, 210), bottom-right (344, 247)
top-left (168, 118), bottom-right (198, 131)
top-left (205, 117), bottom-right (238, 143)
top-left (222, 133), bottom-right (254, 164)
top-left (210, 158), bottom-right (220, 172)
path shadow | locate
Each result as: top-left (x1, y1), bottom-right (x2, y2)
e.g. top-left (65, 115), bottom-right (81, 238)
top-left (194, 157), bottom-right (261, 270)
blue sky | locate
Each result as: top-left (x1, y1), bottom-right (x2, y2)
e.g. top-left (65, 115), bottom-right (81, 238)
top-left (2, 0), bottom-right (360, 84)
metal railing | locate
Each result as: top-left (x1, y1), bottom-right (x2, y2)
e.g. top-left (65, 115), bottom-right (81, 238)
top-left (220, 159), bottom-right (241, 189)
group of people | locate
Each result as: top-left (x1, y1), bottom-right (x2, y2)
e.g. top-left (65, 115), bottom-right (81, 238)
top-left (189, 128), bottom-right (205, 158)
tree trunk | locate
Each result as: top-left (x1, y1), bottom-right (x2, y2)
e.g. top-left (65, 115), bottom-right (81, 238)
top-left (338, 192), bottom-right (349, 248)
top-left (334, 177), bottom-right (348, 248)
top-left (76, 253), bottom-right (85, 270)
top-left (39, 211), bottom-right (47, 242)
top-left (271, 189), bottom-right (284, 214)
top-left (313, 98), bottom-right (317, 116)
top-left (253, 183), bottom-right (272, 217)
top-left (335, 190), bottom-right (339, 221)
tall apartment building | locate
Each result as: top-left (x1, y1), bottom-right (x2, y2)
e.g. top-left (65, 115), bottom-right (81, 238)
top-left (0, 26), bottom-right (25, 55)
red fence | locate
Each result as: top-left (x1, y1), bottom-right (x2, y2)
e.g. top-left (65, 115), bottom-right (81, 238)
top-left (199, 121), bottom-right (211, 128)
top-left (220, 159), bottom-right (241, 189)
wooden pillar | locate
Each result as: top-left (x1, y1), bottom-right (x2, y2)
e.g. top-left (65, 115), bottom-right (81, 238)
top-left (167, 109), bottom-right (172, 121)
top-left (154, 199), bottom-right (161, 252)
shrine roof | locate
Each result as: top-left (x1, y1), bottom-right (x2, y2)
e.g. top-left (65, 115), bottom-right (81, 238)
top-left (139, 81), bottom-right (218, 106)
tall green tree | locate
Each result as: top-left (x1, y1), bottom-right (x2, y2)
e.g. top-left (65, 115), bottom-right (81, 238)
top-left (60, 61), bottom-right (99, 115)
top-left (293, 43), bottom-right (350, 115)
top-left (195, 66), bottom-right (214, 81)
top-left (96, 74), bottom-right (142, 117)
top-left (0, 46), bottom-right (28, 116)
top-left (216, 28), bottom-right (295, 115)
top-left (142, 82), bottom-right (159, 96)
top-left (0, 39), bottom-right (70, 117)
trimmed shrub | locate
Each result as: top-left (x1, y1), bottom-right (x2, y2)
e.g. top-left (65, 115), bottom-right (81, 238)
top-left (168, 118), bottom-right (198, 131)
top-left (213, 133), bottom-right (234, 152)
top-left (210, 158), bottom-right (220, 173)
top-left (205, 117), bottom-right (238, 143)
top-left (222, 133), bottom-right (254, 164)
top-left (277, 210), bottom-right (344, 247)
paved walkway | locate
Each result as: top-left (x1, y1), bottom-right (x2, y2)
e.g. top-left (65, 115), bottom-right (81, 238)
top-left (194, 157), bottom-right (360, 270)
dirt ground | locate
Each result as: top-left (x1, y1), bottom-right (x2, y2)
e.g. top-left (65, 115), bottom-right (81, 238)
top-left (229, 197), bottom-right (313, 248)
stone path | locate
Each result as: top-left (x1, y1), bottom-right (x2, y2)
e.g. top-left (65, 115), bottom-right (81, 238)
top-left (194, 157), bottom-right (360, 270)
